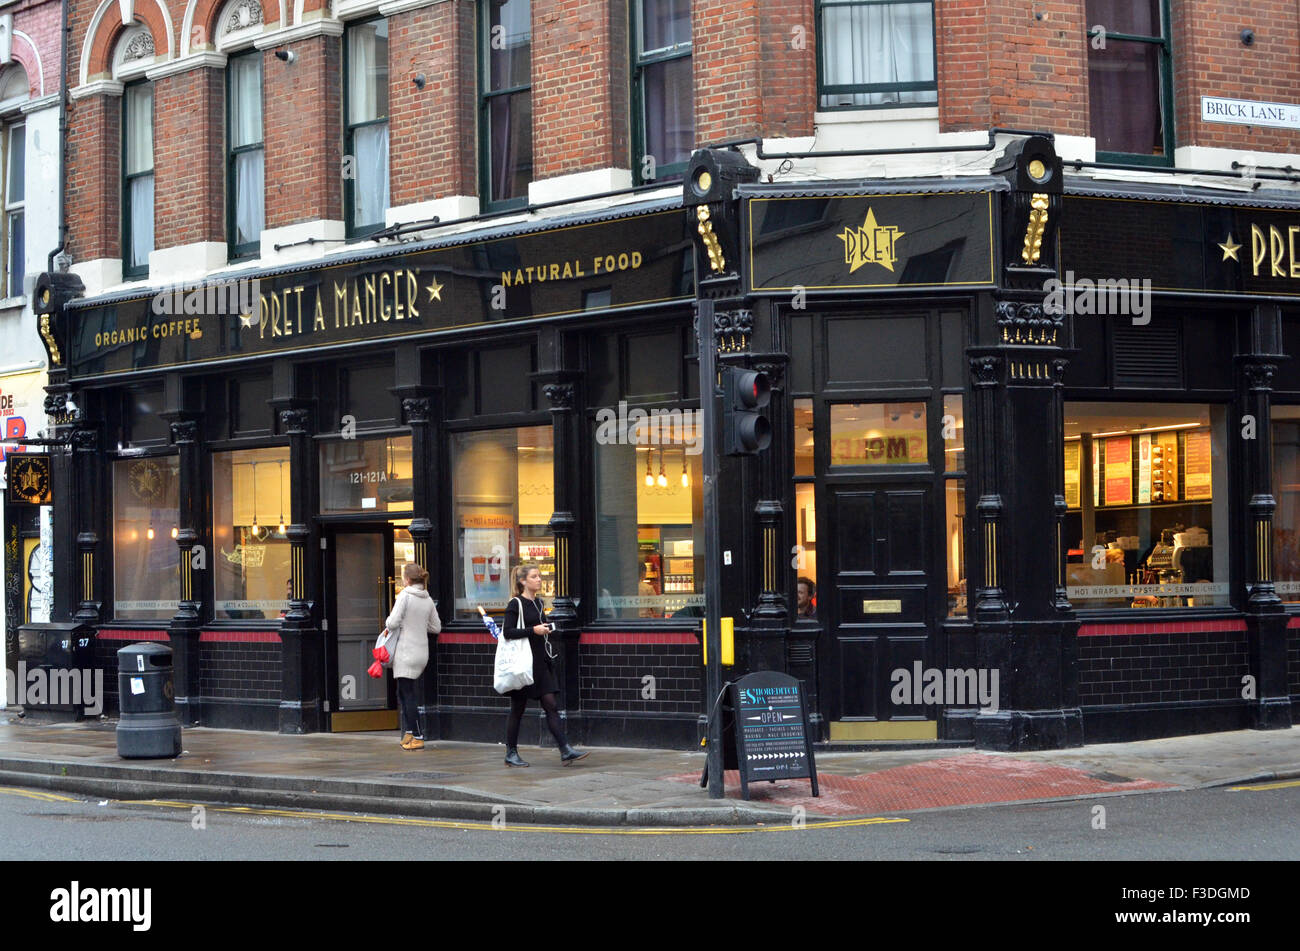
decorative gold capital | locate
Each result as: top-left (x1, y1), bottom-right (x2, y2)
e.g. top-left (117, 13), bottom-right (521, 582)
top-left (1021, 193), bottom-right (1050, 265)
top-left (696, 205), bottom-right (725, 273)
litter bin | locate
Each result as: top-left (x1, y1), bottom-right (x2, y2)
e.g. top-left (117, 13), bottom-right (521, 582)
top-left (116, 643), bottom-right (182, 759)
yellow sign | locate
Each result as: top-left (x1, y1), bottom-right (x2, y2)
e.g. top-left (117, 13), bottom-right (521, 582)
top-left (862, 599), bottom-right (902, 614)
top-left (838, 207), bottom-right (905, 273)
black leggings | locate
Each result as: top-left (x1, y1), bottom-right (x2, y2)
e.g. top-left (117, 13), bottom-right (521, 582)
top-left (506, 692), bottom-right (567, 749)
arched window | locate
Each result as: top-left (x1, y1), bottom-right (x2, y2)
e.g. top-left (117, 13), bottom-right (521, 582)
top-left (0, 63), bottom-right (28, 298)
top-left (114, 25), bottom-right (156, 278)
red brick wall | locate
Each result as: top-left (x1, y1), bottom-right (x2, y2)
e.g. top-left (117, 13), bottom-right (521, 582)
top-left (758, 0), bottom-right (814, 139)
top-left (533, 0), bottom-right (627, 178)
top-left (694, 0), bottom-right (761, 146)
top-left (263, 39), bottom-right (342, 229)
top-left (389, 0), bottom-right (477, 205)
top-left (1173, 0), bottom-right (1300, 154)
top-left (11, 1), bottom-right (62, 97)
top-left (939, 1), bottom-right (1087, 136)
top-left (153, 68), bottom-right (225, 248)
top-left (65, 92), bottom-right (120, 262)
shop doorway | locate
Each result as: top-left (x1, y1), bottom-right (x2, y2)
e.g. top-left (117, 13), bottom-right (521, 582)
top-left (821, 481), bottom-right (938, 740)
top-left (323, 525), bottom-right (398, 731)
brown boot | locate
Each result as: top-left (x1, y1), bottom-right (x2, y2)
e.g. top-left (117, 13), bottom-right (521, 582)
top-left (407, 737), bottom-right (425, 750)
top-left (400, 732), bottom-right (414, 749)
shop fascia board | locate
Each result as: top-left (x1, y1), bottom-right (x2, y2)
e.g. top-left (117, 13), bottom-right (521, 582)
top-left (65, 194), bottom-right (684, 311)
top-left (1063, 174), bottom-right (1300, 210)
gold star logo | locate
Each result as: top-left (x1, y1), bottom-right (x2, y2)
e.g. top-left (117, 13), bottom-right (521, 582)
top-left (239, 311), bottom-right (256, 328)
top-left (1219, 234), bottom-right (1242, 262)
top-left (838, 207), bottom-right (905, 274)
top-left (425, 277), bottom-right (444, 302)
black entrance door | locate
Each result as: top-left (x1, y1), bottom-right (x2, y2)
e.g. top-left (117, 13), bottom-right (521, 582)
top-left (822, 482), bottom-right (935, 739)
top-left (323, 525), bottom-right (397, 731)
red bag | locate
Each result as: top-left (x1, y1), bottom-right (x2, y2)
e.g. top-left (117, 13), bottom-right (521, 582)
top-left (367, 659), bottom-right (385, 679)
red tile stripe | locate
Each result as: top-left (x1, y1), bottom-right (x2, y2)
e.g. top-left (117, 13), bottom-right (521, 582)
top-left (97, 630), bottom-right (170, 641)
top-left (579, 632), bottom-right (699, 645)
top-left (198, 631), bottom-right (282, 643)
top-left (439, 632), bottom-right (496, 644)
top-left (1288, 617), bottom-right (1300, 629)
top-left (1077, 619), bottom-right (1247, 636)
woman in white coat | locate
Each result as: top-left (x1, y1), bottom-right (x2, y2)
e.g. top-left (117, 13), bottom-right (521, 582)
top-left (385, 562), bottom-right (441, 749)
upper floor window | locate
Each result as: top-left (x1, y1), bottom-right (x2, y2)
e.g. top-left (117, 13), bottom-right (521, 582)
top-left (345, 18), bottom-right (389, 237)
top-left (228, 51), bottom-right (264, 258)
top-left (123, 81), bottom-right (154, 279)
top-left (1086, 0), bottom-right (1172, 163)
top-left (480, 0), bottom-right (532, 208)
top-left (0, 65), bottom-right (28, 299)
top-left (633, 0), bottom-right (692, 183)
top-left (816, 1), bottom-right (937, 109)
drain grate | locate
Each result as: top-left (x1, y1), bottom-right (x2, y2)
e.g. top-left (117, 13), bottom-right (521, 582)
top-left (386, 771), bottom-right (457, 781)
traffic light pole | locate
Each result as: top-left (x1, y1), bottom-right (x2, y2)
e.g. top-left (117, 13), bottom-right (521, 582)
top-left (698, 297), bottom-right (724, 799)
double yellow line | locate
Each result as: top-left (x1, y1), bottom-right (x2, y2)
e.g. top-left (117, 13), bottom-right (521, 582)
top-left (1228, 778), bottom-right (1300, 792)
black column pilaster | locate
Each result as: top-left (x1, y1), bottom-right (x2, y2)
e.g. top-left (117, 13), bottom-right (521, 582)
top-left (277, 403), bottom-right (322, 733)
top-left (72, 426), bottom-right (103, 623)
top-left (1238, 304), bottom-right (1292, 730)
top-left (166, 417), bottom-right (204, 725)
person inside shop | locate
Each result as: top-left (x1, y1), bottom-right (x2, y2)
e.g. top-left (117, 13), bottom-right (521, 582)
top-left (638, 561), bottom-right (660, 619)
top-left (501, 563), bottom-right (589, 767)
top-left (796, 577), bottom-right (817, 619)
top-left (385, 562), bottom-right (442, 750)
top-left (279, 578), bottom-right (293, 618)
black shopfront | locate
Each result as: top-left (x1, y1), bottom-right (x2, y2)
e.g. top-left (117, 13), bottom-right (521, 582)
top-left (26, 138), bottom-right (1300, 750)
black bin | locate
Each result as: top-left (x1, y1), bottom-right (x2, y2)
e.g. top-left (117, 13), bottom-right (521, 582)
top-left (116, 643), bottom-right (182, 759)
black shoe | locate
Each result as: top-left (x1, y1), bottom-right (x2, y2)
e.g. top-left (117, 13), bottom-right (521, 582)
top-left (559, 744), bottom-right (589, 764)
top-left (504, 748), bottom-right (530, 768)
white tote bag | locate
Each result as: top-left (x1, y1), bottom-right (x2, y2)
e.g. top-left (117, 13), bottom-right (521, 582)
top-left (493, 597), bottom-right (535, 694)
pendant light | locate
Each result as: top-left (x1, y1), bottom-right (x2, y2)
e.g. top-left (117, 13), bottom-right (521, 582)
top-left (680, 451), bottom-right (689, 487)
top-left (249, 461), bottom-right (260, 539)
top-left (277, 460), bottom-right (287, 534)
top-left (644, 448), bottom-right (654, 487)
top-left (171, 527), bottom-right (179, 539)
top-left (656, 449), bottom-right (667, 487)
top-left (146, 524), bottom-right (155, 540)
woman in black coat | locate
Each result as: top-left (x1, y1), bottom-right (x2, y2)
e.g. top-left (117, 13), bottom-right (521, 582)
top-left (501, 563), bottom-right (589, 767)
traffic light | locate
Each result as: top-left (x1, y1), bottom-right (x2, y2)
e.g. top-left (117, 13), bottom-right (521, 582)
top-left (722, 366), bottom-right (771, 455)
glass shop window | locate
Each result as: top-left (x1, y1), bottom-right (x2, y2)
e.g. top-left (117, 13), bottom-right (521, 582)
top-left (451, 425), bottom-right (554, 618)
top-left (112, 457), bottom-right (180, 619)
top-left (319, 435), bottom-right (413, 514)
top-left (213, 447), bottom-right (292, 620)
top-left (793, 398), bottom-right (818, 620)
top-left (1271, 405), bottom-right (1300, 603)
top-left (1062, 402), bottom-right (1229, 609)
top-left (594, 408), bottom-right (703, 620)
top-left (943, 394), bottom-right (967, 618)
top-left (829, 401), bottom-right (928, 466)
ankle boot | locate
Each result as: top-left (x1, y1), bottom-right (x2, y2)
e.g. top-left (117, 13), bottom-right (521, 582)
top-left (559, 743), bottom-right (589, 764)
top-left (504, 748), bottom-right (530, 768)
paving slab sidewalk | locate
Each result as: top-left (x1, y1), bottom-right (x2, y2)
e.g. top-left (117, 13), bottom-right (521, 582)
top-left (1, 717), bottom-right (1296, 826)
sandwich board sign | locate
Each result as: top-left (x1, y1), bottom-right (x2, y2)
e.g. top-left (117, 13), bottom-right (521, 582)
top-left (731, 670), bottom-right (818, 799)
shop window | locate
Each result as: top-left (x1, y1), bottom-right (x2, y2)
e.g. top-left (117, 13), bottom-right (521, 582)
top-left (943, 394), bottom-right (966, 617)
top-left (123, 81), bottom-right (154, 278)
top-left (213, 447), bottom-right (292, 619)
top-left (1085, 0), bottom-right (1173, 164)
top-left (319, 435), bottom-right (413, 514)
top-left (112, 457), bottom-right (180, 619)
top-left (793, 398), bottom-right (818, 620)
top-left (1062, 402), bottom-right (1228, 609)
top-left (345, 18), bottom-right (390, 237)
top-left (633, 0), bottom-right (692, 183)
top-left (451, 426), bottom-right (554, 618)
top-left (1271, 405), bottom-right (1300, 603)
top-left (227, 50), bottom-right (264, 258)
top-left (816, 0), bottom-right (937, 110)
top-left (594, 410), bottom-right (702, 619)
top-left (480, 0), bottom-right (532, 208)
top-left (829, 402), bottom-right (928, 466)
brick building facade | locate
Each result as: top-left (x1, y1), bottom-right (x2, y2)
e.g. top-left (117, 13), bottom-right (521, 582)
top-left (19, 1), bottom-right (1300, 748)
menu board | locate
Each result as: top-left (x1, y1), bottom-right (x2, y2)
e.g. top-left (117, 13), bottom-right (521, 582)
top-left (1184, 429), bottom-right (1213, 500)
top-left (1104, 437), bottom-right (1133, 506)
top-left (1063, 442), bottom-right (1081, 509)
top-left (730, 671), bottom-right (819, 800)
top-left (1153, 432), bottom-right (1178, 501)
top-left (1137, 434), bottom-right (1152, 504)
